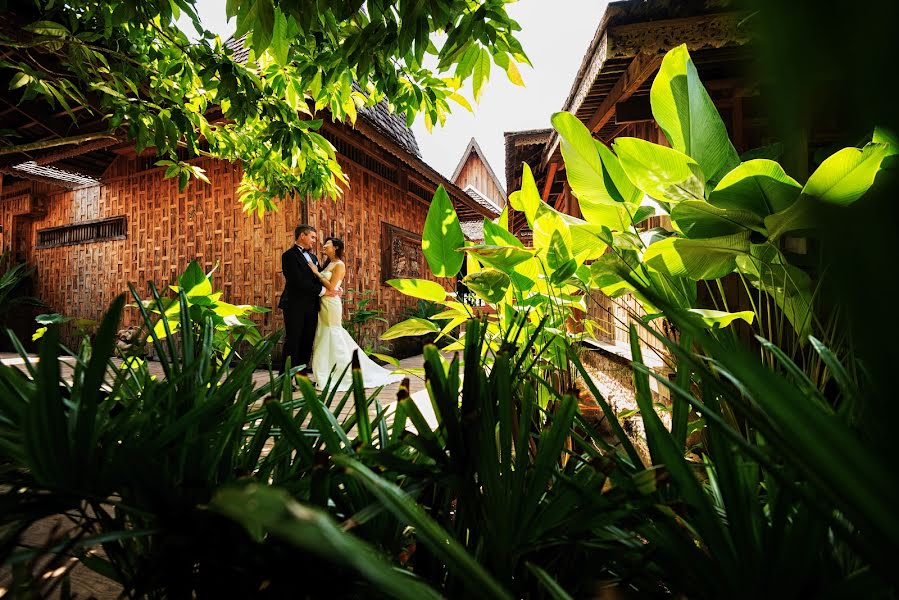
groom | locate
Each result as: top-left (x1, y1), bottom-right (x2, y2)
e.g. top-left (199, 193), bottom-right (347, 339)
top-left (278, 224), bottom-right (340, 379)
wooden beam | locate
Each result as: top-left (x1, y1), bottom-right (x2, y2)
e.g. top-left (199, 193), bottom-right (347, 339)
top-left (33, 136), bottom-right (120, 166)
top-left (587, 52), bottom-right (662, 133)
top-left (614, 95), bottom-right (652, 124)
top-left (541, 162), bottom-right (558, 202)
top-left (0, 131), bottom-right (118, 158)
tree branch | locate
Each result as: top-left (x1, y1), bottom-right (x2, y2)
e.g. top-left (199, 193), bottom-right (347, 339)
top-left (0, 131), bottom-right (119, 158)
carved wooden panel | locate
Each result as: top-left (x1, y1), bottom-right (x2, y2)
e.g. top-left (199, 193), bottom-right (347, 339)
top-left (380, 223), bottom-right (423, 282)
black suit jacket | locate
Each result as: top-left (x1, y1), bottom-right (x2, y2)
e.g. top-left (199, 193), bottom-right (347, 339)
top-left (278, 246), bottom-right (323, 312)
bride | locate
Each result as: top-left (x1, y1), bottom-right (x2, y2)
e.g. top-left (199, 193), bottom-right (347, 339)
top-left (305, 237), bottom-right (404, 391)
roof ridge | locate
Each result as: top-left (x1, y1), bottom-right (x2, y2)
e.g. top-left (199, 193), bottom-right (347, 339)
top-left (450, 137), bottom-right (507, 198)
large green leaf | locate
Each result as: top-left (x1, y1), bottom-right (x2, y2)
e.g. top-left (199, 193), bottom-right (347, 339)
top-left (650, 44), bottom-right (740, 183)
top-left (709, 159), bottom-right (802, 216)
top-left (508, 164), bottom-right (541, 227)
top-left (380, 317), bottom-right (440, 340)
top-left (178, 260), bottom-right (212, 297)
top-left (802, 142), bottom-right (895, 205)
top-left (568, 223), bottom-right (609, 261)
top-left (483, 218), bottom-right (523, 248)
top-left (686, 308), bottom-right (755, 329)
top-left (387, 278), bottom-right (447, 302)
top-left (614, 137), bottom-right (705, 203)
top-left (211, 485), bottom-right (442, 600)
top-left (671, 200), bottom-right (765, 238)
top-left (643, 232), bottom-right (750, 280)
top-left (422, 185), bottom-right (464, 277)
top-left (763, 195), bottom-right (818, 240)
top-left (463, 268), bottom-right (511, 304)
top-left (461, 245), bottom-right (534, 270)
top-left (546, 229), bottom-right (573, 271)
top-left (552, 111), bottom-right (641, 214)
top-left (335, 455), bottom-right (513, 600)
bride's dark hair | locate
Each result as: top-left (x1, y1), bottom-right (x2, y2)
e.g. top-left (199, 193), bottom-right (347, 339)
top-left (321, 236), bottom-right (345, 269)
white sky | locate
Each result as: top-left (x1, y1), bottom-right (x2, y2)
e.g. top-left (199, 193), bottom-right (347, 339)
top-left (183, 0), bottom-right (609, 189)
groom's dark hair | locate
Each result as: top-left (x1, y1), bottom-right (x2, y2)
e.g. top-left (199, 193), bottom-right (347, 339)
top-left (294, 224), bottom-right (314, 239)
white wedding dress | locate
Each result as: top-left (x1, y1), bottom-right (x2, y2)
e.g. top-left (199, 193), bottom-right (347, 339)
top-left (311, 267), bottom-right (404, 391)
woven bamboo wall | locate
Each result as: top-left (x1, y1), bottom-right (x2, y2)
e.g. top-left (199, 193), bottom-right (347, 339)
top-left (5, 144), bottom-right (438, 352)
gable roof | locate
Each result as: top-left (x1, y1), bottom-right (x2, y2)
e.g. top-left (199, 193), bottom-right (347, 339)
top-left (225, 36), bottom-right (421, 158)
top-left (462, 185), bottom-right (502, 215)
top-left (450, 137), bottom-right (507, 200)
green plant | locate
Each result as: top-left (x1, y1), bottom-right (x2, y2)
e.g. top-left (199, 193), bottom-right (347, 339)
top-left (343, 288), bottom-right (389, 354)
top-left (0, 251), bottom-right (35, 316)
top-left (1, 1), bottom-right (528, 213)
top-left (0, 284), bottom-right (446, 597)
top-left (136, 260), bottom-right (269, 358)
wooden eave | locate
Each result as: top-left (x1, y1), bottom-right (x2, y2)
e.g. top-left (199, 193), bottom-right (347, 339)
top-left (539, 8), bottom-right (753, 170)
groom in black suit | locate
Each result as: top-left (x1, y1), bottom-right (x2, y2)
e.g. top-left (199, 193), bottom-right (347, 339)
top-left (278, 224), bottom-right (337, 378)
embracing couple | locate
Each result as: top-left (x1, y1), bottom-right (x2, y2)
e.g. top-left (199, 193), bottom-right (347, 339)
top-left (278, 224), bottom-right (403, 391)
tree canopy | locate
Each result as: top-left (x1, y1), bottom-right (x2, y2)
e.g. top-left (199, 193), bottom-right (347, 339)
top-left (0, 0), bottom-right (528, 213)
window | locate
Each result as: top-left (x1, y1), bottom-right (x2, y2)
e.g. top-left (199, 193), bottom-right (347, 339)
top-left (37, 216), bottom-right (127, 249)
top-left (381, 223), bottom-right (423, 282)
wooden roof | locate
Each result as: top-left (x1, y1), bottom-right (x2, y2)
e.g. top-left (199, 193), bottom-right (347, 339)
top-left (504, 0), bottom-right (754, 214)
top-left (450, 137), bottom-right (507, 200)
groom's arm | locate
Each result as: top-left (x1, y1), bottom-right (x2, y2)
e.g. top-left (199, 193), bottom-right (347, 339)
top-left (282, 251), bottom-right (323, 297)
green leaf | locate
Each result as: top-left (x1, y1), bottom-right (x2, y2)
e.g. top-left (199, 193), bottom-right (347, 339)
top-left (461, 245), bottom-right (535, 270)
top-left (24, 20), bottom-right (69, 37)
top-left (422, 185), bottom-right (464, 277)
top-left (493, 51), bottom-right (524, 86)
top-left (546, 229), bottom-right (572, 271)
top-left (709, 159), bottom-right (802, 216)
top-left (386, 279), bottom-right (447, 302)
top-left (763, 195), bottom-right (818, 240)
top-left (178, 260), bottom-right (211, 297)
top-left (35, 313), bottom-right (74, 325)
top-left (334, 456), bottom-right (512, 600)
top-left (551, 112), bottom-right (640, 209)
top-left (380, 317), bottom-right (440, 340)
top-left (568, 223), bottom-right (609, 261)
top-left (686, 308), bottom-right (755, 328)
top-left (802, 142), bottom-right (895, 205)
top-left (614, 137), bottom-right (705, 203)
top-left (670, 200), bottom-right (765, 238)
top-left (462, 268), bottom-right (511, 304)
top-left (650, 44), bottom-right (739, 183)
top-left (873, 126), bottom-right (898, 149)
top-left (526, 563), bottom-right (575, 600)
top-left (268, 8), bottom-right (289, 65)
top-left (482, 218), bottom-right (523, 248)
top-left (212, 485), bottom-right (443, 600)
top-left (643, 232), bottom-right (750, 280)
top-left (472, 47), bottom-right (491, 102)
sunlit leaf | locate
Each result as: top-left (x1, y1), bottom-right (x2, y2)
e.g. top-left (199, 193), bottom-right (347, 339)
top-left (387, 279), bottom-right (447, 302)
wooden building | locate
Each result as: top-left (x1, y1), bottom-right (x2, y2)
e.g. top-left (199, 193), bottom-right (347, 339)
top-left (0, 52), bottom-right (496, 353)
top-left (504, 0), bottom-right (843, 356)
top-left (450, 137), bottom-right (506, 242)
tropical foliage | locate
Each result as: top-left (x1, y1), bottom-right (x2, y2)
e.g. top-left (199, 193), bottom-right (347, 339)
top-left (135, 259), bottom-right (269, 357)
top-left (2, 18), bottom-right (898, 600)
top-left (0, 0), bottom-right (527, 213)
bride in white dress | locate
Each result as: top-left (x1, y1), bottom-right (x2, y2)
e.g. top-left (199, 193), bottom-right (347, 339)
top-left (305, 237), bottom-right (404, 391)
